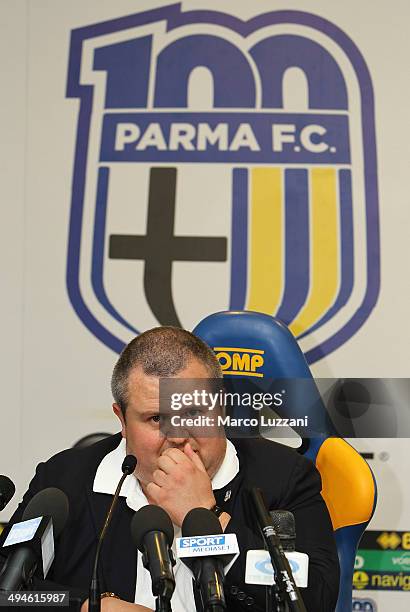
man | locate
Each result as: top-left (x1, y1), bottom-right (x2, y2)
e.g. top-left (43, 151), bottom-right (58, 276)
top-left (1, 327), bottom-right (339, 611)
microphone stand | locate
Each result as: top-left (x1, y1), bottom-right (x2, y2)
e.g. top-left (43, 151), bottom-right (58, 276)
top-left (267, 581), bottom-right (288, 612)
top-left (250, 489), bottom-right (306, 612)
top-left (155, 595), bottom-right (172, 612)
top-left (264, 528), bottom-right (302, 612)
top-left (89, 474), bottom-right (127, 612)
top-left (194, 558), bottom-right (226, 612)
top-left (265, 561), bottom-right (287, 612)
top-left (152, 576), bottom-right (174, 612)
top-left (270, 584), bottom-right (288, 612)
top-left (89, 456), bottom-right (137, 612)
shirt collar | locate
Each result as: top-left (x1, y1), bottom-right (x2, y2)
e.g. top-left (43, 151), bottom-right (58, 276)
top-left (93, 437), bottom-right (239, 498)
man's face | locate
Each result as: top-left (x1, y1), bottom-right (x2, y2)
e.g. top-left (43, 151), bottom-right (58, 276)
top-left (113, 359), bottom-right (226, 486)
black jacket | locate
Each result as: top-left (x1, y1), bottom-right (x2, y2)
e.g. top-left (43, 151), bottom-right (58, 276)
top-left (1, 433), bottom-right (339, 611)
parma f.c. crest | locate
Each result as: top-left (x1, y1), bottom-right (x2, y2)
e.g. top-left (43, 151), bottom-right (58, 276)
top-left (66, 4), bottom-right (380, 362)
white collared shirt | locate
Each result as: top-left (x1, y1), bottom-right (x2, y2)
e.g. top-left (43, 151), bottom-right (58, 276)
top-left (93, 437), bottom-right (239, 611)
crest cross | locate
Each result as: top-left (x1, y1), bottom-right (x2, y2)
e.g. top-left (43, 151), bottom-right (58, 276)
top-left (109, 167), bottom-right (227, 327)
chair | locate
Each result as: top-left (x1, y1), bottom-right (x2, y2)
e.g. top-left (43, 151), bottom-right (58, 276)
top-left (193, 310), bottom-right (376, 612)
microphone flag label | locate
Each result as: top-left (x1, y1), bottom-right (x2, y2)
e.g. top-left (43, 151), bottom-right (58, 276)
top-left (176, 533), bottom-right (239, 557)
top-left (41, 519), bottom-right (54, 578)
top-left (3, 517), bottom-right (42, 547)
top-left (245, 549), bottom-right (309, 587)
top-left (2, 516), bottom-right (55, 579)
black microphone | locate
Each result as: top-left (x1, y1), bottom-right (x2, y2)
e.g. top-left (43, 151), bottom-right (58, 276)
top-left (0, 476), bottom-right (15, 511)
top-left (89, 454), bottom-right (137, 612)
top-left (122, 455), bottom-right (138, 476)
top-left (0, 487), bottom-right (69, 591)
top-left (181, 507), bottom-right (227, 612)
top-left (250, 488), bottom-right (307, 612)
top-left (270, 510), bottom-right (309, 590)
top-left (131, 504), bottom-right (175, 611)
top-left (270, 510), bottom-right (296, 552)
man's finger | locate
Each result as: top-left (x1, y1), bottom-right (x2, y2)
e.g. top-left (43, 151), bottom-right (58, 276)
top-left (157, 455), bottom-right (179, 474)
top-left (162, 447), bottom-right (189, 464)
top-left (146, 481), bottom-right (162, 503)
top-left (184, 442), bottom-right (207, 473)
top-left (152, 469), bottom-right (167, 487)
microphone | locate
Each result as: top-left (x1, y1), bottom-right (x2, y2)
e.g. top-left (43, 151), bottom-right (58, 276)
top-left (0, 487), bottom-right (69, 591)
top-left (250, 488), bottom-right (307, 612)
top-left (89, 454), bottom-right (137, 612)
top-left (271, 511), bottom-right (308, 588)
top-left (122, 455), bottom-right (138, 476)
top-left (131, 504), bottom-right (175, 611)
top-left (181, 508), bottom-right (229, 612)
top-left (245, 511), bottom-right (309, 589)
top-left (270, 511), bottom-right (295, 552)
top-left (0, 476), bottom-right (15, 511)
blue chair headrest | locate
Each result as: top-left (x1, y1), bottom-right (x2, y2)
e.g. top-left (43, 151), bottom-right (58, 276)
top-left (193, 311), bottom-right (312, 379)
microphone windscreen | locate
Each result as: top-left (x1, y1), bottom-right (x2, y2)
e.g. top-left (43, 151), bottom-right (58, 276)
top-left (122, 454), bottom-right (137, 475)
top-left (270, 510), bottom-right (296, 551)
top-left (22, 488), bottom-right (69, 537)
top-left (131, 504), bottom-right (174, 551)
top-left (182, 507), bottom-right (222, 538)
top-left (270, 510), bottom-right (295, 537)
top-left (0, 475), bottom-right (15, 509)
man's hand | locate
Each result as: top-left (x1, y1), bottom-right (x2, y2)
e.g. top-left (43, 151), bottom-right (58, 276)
top-left (145, 443), bottom-right (216, 526)
top-left (81, 598), bottom-right (152, 611)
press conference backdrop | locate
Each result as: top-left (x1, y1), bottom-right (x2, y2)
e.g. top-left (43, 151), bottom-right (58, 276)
top-left (0, 1), bottom-right (409, 610)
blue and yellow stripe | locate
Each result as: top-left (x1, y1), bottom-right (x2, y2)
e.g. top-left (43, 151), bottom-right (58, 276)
top-left (230, 166), bottom-right (354, 338)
